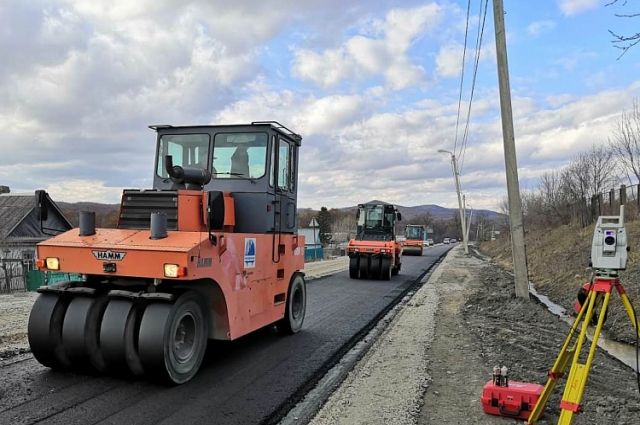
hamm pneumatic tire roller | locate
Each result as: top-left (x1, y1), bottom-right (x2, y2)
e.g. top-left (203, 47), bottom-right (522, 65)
top-left (27, 122), bottom-right (308, 384)
top-left (347, 203), bottom-right (403, 280)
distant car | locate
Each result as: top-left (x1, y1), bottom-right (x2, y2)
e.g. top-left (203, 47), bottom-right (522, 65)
top-left (427, 238), bottom-right (434, 246)
top-left (450, 238), bottom-right (457, 243)
top-left (443, 238), bottom-right (450, 244)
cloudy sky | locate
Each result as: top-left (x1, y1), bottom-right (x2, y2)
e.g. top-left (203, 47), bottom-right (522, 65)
top-left (1, 0), bottom-right (639, 210)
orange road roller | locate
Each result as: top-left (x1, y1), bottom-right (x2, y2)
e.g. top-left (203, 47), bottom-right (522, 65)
top-left (28, 122), bottom-right (307, 384)
top-left (347, 203), bottom-right (402, 280)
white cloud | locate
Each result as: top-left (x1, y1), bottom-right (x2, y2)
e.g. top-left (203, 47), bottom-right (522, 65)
top-left (558, 0), bottom-right (600, 16)
top-left (527, 20), bottom-right (557, 36)
top-left (291, 3), bottom-right (441, 90)
top-left (436, 43), bottom-right (464, 78)
top-left (45, 179), bottom-right (123, 203)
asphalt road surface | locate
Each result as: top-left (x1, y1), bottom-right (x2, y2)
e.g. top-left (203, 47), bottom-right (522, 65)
top-left (0, 245), bottom-right (452, 425)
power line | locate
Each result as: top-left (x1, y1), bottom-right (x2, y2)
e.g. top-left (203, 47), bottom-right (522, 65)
top-left (459, 0), bottom-right (489, 173)
top-left (452, 0), bottom-right (472, 156)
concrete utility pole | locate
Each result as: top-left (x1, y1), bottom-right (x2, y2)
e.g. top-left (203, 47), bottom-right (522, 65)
top-left (492, 0), bottom-right (529, 299)
top-left (465, 206), bottom-right (473, 244)
top-left (438, 150), bottom-right (468, 254)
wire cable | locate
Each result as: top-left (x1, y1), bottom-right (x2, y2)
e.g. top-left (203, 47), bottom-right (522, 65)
top-left (459, 0), bottom-right (489, 173)
top-left (453, 0), bottom-right (472, 156)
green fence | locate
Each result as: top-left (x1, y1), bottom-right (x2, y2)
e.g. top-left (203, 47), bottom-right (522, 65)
top-left (26, 270), bottom-right (84, 291)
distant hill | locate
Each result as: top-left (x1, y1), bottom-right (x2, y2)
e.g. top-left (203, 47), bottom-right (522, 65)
top-left (53, 199), bottom-right (502, 229)
top-left (57, 201), bottom-right (120, 227)
top-left (337, 200), bottom-right (502, 221)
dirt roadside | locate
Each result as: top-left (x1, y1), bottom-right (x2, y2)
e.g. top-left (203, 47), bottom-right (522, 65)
top-left (311, 246), bottom-right (640, 424)
top-left (0, 257), bottom-right (349, 360)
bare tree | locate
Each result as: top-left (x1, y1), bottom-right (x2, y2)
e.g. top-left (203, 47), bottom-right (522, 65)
top-left (539, 170), bottom-right (570, 224)
top-left (611, 98), bottom-right (640, 182)
top-left (607, 0), bottom-right (640, 58)
top-left (330, 213), bottom-right (357, 242)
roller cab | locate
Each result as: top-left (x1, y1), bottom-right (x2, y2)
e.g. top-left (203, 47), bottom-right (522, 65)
top-left (402, 224), bottom-right (425, 256)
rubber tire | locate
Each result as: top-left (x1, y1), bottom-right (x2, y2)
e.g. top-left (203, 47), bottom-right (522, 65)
top-left (28, 293), bottom-right (71, 369)
top-left (370, 257), bottom-right (381, 280)
top-left (100, 299), bottom-right (144, 376)
top-left (349, 257), bottom-right (359, 279)
top-left (138, 292), bottom-right (209, 385)
top-left (381, 257), bottom-right (392, 281)
top-left (62, 295), bottom-right (109, 372)
top-left (359, 255), bottom-right (370, 279)
top-left (278, 274), bottom-right (307, 334)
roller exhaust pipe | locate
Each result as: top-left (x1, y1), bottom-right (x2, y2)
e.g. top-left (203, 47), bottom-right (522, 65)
top-left (78, 211), bottom-right (96, 236)
top-left (150, 212), bottom-right (168, 239)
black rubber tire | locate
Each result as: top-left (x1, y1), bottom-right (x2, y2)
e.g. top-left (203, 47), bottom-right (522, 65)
top-left (279, 274), bottom-right (307, 334)
top-left (381, 257), bottom-right (392, 280)
top-left (359, 255), bottom-right (370, 279)
top-left (138, 292), bottom-right (209, 384)
top-left (370, 257), bottom-right (381, 280)
top-left (349, 257), bottom-right (359, 279)
top-left (100, 299), bottom-right (144, 376)
top-left (28, 293), bottom-right (71, 369)
top-left (62, 295), bottom-right (109, 372)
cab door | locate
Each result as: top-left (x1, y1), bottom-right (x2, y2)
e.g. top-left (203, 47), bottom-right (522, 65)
top-left (276, 137), bottom-right (297, 233)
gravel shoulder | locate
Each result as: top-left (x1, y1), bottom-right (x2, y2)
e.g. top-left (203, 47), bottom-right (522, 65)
top-left (310, 246), bottom-right (640, 424)
top-left (0, 292), bottom-right (38, 360)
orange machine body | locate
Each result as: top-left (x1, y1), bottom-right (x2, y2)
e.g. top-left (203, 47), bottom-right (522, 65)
top-left (402, 239), bottom-right (423, 251)
top-left (347, 239), bottom-right (401, 258)
top-left (37, 190), bottom-right (304, 341)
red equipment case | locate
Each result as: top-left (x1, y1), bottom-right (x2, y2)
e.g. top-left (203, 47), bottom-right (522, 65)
top-left (481, 380), bottom-right (544, 420)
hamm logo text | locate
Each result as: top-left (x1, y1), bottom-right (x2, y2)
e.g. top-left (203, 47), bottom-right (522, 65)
top-left (92, 250), bottom-right (127, 261)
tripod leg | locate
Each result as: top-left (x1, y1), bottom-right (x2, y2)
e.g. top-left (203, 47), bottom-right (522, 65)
top-left (526, 290), bottom-right (594, 424)
top-left (616, 284), bottom-right (640, 336)
top-left (557, 291), bottom-right (611, 425)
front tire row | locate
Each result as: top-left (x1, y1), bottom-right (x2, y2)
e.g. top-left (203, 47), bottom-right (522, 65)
top-left (28, 276), bottom-right (307, 385)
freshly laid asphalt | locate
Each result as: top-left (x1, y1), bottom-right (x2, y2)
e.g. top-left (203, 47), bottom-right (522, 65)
top-left (0, 245), bottom-right (452, 425)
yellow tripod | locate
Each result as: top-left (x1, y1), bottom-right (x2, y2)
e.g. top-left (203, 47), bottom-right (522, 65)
top-left (526, 273), bottom-right (639, 425)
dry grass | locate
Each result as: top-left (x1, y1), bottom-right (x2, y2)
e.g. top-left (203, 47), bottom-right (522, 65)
top-left (480, 220), bottom-right (640, 343)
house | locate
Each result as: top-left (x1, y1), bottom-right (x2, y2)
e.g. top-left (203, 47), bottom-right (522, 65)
top-left (0, 187), bottom-right (72, 291)
top-left (297, 227), bottom-right (323, 261)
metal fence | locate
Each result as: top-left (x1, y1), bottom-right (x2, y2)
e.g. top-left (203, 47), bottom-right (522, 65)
top-left (0, 258), bottom-right (28, 293)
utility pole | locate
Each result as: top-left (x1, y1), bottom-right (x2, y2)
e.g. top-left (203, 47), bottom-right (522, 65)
top-left (438, 150), bottom-right (468, 254)
top-left (492, 0), bottom-right (529, 299)
top-left (465, 206), bottom-right (473, 244)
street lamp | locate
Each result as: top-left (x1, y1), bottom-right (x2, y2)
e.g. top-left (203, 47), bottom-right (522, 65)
top-left (438, 149), bottom-right (469, 254)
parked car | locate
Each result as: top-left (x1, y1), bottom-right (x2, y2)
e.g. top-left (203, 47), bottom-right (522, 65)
top-left (423, 238), bottom-right (434, 247)
top-left (443, 238), bottom-right (450, 244)
top-left (450, 238), bottom-right (457, 243)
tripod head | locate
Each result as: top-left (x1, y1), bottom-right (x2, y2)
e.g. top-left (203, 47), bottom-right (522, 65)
top-left (591, 205), bottom-right (628, 272)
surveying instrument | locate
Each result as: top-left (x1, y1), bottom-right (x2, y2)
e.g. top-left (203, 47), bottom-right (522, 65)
top-left (526, 206), bottom-right (638, 424)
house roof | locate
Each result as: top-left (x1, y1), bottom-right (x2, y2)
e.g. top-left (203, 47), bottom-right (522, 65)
top-left (0, 194), bottom-right (35, 239)
top-left (0, 192), bottom-right (72, 240)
